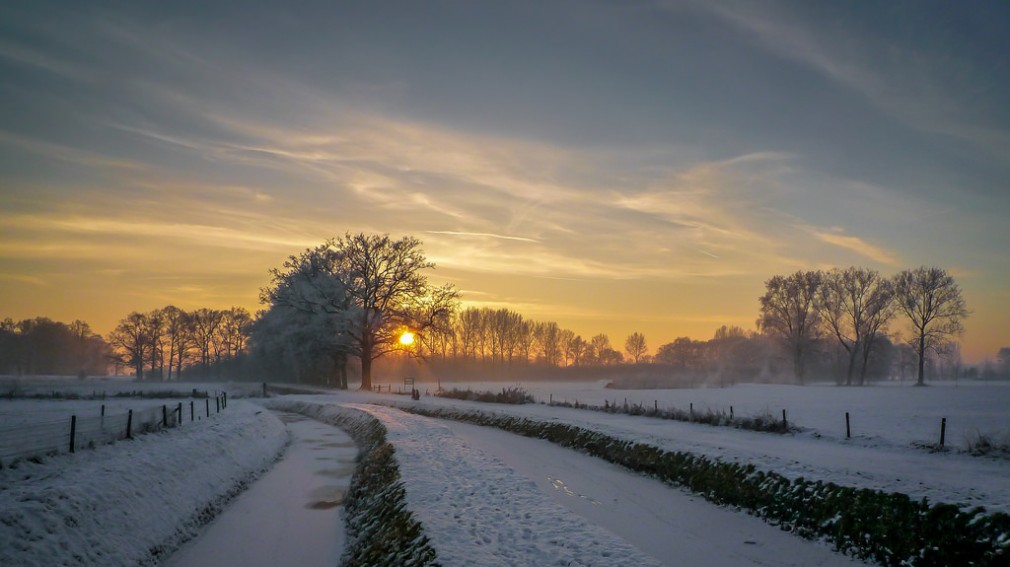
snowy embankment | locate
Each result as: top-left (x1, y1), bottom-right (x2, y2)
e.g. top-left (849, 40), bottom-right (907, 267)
top-left (262, 399), bottom-right (437, 567)
top-left (0, 401), bottom-right (286, 567)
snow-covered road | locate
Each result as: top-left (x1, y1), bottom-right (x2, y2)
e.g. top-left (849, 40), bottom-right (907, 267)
top-left (351, 403), bottom-right (864, 567)
top-left (163, 412), bottom-right (357, 567)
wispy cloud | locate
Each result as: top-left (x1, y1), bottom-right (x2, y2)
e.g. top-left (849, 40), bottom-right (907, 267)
top-left (425, 231), bottom-right (539, 243)
top-left (805, 226), bottom-right (901, 266)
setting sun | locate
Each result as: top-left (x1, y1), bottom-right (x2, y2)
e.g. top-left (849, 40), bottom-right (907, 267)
top-left (399, 331), bottom-right (415, 346)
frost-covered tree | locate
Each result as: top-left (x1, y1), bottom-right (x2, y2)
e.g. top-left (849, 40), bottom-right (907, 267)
top-left (262, 233), bottom-right (457, 390)
top-left (893, 266), bottom-right (968, 386)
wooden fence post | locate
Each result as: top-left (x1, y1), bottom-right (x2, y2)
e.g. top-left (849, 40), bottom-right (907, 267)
top-left (782, 409), bottom-right (788, 429)
top-left (215, 396), bottom-right (220, 413)
top-left (162, 405), bottom-right (168, 427)
top-left (69, 415), bottom-right (77, 453)
top-left (190, 400), bottom-right (194, 422)
top-left (177, 402), bottom-right (182, 425)
top-left (206, 398), bottom-right (210, 418)
top-left (101, 404), bottom-right (105, 417)
top-left (730, 406), bottom-right (734, 419)
top-left (126, 409), bottom-right (133, 440)
top-left (845, 412), bottom-right (851, 439)
top-left (940, 417), bottom-right (947, 447)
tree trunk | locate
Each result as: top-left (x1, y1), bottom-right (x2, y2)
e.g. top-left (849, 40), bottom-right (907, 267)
top-left (793, 344), bottom-right (804, 385)
top-left (917, 334), bottom-right (926, 386)
top-left (360, 355), bottom-right (372, 390)
top-left (845, 345), bottom-right (857, 386)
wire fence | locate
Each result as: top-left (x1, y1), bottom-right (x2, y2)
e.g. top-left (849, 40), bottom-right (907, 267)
top-left (0, 394), bottom-right (228, 468)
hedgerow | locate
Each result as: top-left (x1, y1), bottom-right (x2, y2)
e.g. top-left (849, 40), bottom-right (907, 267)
top-left (400, 405), bottom-right (1009, 567)
top-left (264, 401), bottom-right (438, 567)
top-left (548, 398), bottom-right (797, 433)
top-left (436, 386), bottom-right (535, 404)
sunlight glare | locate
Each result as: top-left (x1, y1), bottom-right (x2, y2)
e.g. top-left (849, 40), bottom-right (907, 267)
top-left (399, 331), bottom-right (415, 346)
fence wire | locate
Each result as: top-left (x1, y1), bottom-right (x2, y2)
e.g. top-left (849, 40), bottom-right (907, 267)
top-left (0, 401), bottom-right (211, 467)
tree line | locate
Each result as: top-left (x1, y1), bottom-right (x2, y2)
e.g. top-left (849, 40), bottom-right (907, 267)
top-left (0, 318), bottom-right (110, 377)
top-left (2, 232), bottom-right (987, 389)
top-left (105, 306), bottom-right (252, 381)
top-left (757, 266), bottom-right (968, 386)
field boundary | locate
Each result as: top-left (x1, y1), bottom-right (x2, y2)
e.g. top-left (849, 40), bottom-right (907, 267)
top-left (0, 394), bottom-right (229, 467)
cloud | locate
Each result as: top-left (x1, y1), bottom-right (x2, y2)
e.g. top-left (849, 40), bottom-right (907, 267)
top-left (805, 226), bottom-right (901, 266)
top-left (696, 1), bottom-right (1010, 159)
top-left (425, 231), bottom-right (539, 243)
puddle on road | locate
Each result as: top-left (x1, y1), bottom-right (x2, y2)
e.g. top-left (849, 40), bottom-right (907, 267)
top-left (309, 440), bottom-right (357, 450)
top-left (306, 486), bottom-right (345, 510)
top-left (306, 500), bottom-right (341, 510)
top-left (547, 475), bottom-right (601, 505)
top-left (278, 413), bottom-right (307, 424)
top-left (315, 465), bottom-right (357, 478)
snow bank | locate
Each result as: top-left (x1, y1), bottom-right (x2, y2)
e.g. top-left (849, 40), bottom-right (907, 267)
top-left (0, 401), bottom-right (286, 566)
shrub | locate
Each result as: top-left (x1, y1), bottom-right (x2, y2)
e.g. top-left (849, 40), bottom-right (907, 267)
top-left (436, 386), bottom-right (534, 405)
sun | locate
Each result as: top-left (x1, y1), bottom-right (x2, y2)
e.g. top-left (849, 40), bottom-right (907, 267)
top-left (399, 331), bottom-right (415, 346)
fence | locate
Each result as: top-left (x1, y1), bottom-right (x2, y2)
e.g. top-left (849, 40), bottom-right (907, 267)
top-left (0, 393), bottom-right (228, 467)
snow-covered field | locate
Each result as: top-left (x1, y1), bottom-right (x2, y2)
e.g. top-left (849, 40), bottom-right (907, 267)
top-left (0, 401), bottom-right (285, 566)
top-left (2, 380), bottom-right (1007, 566)
top-left (429, 379), bottom-right (1010, 451)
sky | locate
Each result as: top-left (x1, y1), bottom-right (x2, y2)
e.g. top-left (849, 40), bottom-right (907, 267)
top-left (1, 0), bottom-right (1008, 362)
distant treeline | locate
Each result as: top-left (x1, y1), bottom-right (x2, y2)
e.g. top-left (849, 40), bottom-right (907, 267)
top-left (5, 234), bottom-right (1009, 389)
top-left (0, 318), bottom-right (109, 377)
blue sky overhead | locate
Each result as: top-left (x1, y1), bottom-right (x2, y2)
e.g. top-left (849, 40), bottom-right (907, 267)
top-left (1, 0), bottom-right (1008, 360)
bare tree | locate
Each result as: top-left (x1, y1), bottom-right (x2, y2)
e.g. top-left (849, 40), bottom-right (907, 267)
top-left (328, 233), bottom-right (457, 390)
top-left (190, 308), bottom-right (224, 378)
top-left (818, 267), bottom-right (895, 385)
top-left (107, 312), bottom-right (148, 379)
top-left (534, 321), bottom-right (562, 366)
top-left (893, 266), bottom-right (968, 386)
top-left (161, 306), bottom-right (190, 381)
top-left (758, 270), bottom-right (823, 384)
top-left (625, 332), bottom-right (648, 363)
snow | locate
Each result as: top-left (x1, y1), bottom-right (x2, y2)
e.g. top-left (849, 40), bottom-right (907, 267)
top-left (414, 412), bottom-right (863, 566)
top-left (3, 380), bottom-right (1006, 566)
top-left (355, 390), bottom-right (1010, 516)
top-left (346, 402), bottom-right (667, 567)
top-left (428, 380), bottom-right (1010, 451)
top-left (163, 412), bottom-right (356, 567)
top-left (0, 401), bottom-right (286, 566)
